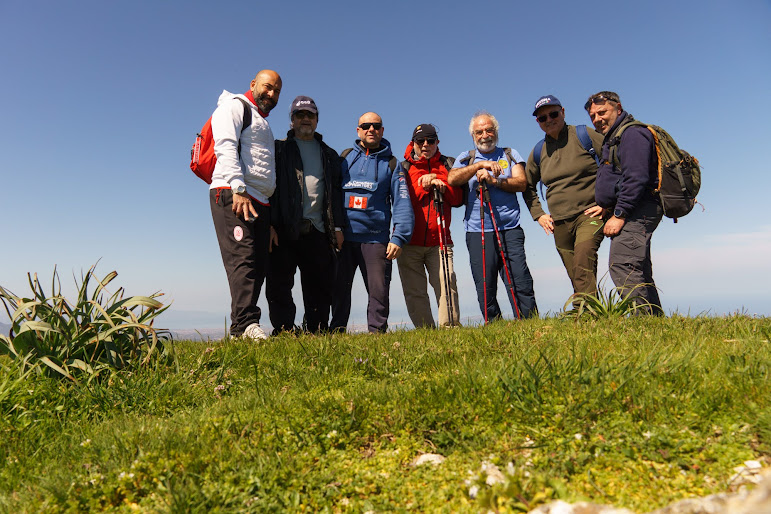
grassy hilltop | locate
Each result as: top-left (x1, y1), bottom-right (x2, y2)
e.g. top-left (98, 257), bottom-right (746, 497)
top-left (1, 315), bottom-right (770, 512)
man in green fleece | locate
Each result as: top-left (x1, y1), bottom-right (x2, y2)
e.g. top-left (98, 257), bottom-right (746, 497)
top-left (522, 95), bottom-right (605, 299)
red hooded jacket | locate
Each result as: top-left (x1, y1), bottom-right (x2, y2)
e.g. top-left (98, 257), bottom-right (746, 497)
top-left (403, 142), bottom-right (463, 247)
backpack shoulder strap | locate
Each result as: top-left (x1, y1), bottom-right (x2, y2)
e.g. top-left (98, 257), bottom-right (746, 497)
top-left (533, 139), bottom-right (545, 167)
top-left (608, 120), bottom-right (648, 167)
top-left (503, 147), bottom-right (515, 166)
top-left (460, 149), bottom-right (476, 166)
top-left (389, 156), bottom-right (397, 172)
top-left (575, 124), bottom-right (600, 166)
top-left (340, 148), bottom-right (353, 159)
top-left (234, 97), bottom-right (251, 157)
top-left (235, 97), bottom-right (252, 133)
top-left (401, 160), bottom-right (411, 172)
top-left (440, 155), bottom-right (455, 170)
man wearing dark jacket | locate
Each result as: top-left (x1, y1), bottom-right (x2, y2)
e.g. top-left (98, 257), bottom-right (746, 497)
top-left (267, 96), bottom-right (344, 333)
top-left (585, 91), bottom-right (663, 314)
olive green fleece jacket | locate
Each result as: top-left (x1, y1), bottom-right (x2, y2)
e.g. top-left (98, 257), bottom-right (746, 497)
top-left (523, 124), bottom-right (604, 222)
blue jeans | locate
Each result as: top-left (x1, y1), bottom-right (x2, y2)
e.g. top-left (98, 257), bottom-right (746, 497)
top-left (608, 199), bottom-right (663, 315)
top-left (466, 226), bottom-right (537, 321)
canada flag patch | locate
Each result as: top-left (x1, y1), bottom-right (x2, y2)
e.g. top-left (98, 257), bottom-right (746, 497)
top-left (349, 196), bottom-right (368, 209)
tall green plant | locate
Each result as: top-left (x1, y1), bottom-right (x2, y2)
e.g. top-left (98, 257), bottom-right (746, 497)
top-left (0, 265), bottom-right (172, 383)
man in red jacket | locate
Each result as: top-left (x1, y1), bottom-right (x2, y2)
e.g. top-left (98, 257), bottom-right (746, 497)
top-left (397, 124), bottom-right (463, 327)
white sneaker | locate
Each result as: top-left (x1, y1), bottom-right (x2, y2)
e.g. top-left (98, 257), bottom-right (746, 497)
top-left (243, 323), bottom-right (268, 340)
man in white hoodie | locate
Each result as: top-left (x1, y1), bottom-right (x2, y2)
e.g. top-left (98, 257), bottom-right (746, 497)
top-left (209, 70), bottom-right (282, 340)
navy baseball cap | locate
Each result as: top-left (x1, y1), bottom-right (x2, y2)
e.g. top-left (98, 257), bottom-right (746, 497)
top-left (532, 95), bottom-right (562, 116)
top-left (290, 96), bottom-right (318, 116)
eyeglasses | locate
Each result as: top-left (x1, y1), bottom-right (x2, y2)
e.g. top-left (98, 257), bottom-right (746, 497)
top-left (473, 127), bottom-right (496, 136)
top-left (414, 138), bottom-right (436, 145)
top-left (293, 111), bottom-right (316, 119)
top-left (358, 122), bottom-right (382, 131)
top-left (536, 111), bottom-right (561, 123)
top-left (584, 93), bottom-right (620, 110)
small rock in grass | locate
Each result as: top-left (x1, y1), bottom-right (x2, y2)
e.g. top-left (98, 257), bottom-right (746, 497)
top-left (528, 500), bottom-right (634, 513)
top-left (412, 453), bottom-right (445, 467)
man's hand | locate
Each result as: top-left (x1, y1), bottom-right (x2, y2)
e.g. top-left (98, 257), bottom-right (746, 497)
top-left (603, 216), bottom-right (625, 237)
top-left (335, 231), bottom-right (344, 250)
top-left (430, 178), bottom-right (446, 193)
top-left (478, 160), bottom-right (503, 177)
top-left (584, 205), bottom-right (605, 218)
top-left (269, 226), bottom-right (279, 252)
top-left (537, 214), bottom-right (554, 235)
top-left (232, 192), bottom-right (258, 222)
top-left (418, 173), bottom-right (437, 190)
top-left (385, 243), bottom-right (402, 260)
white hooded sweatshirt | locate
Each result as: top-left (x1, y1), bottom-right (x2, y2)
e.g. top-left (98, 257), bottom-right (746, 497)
top-left (209, 90), bottom-right (275, 204)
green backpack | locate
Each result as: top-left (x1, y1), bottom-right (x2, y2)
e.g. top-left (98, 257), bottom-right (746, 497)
top-left (609, 121), bottom-right (701, 222)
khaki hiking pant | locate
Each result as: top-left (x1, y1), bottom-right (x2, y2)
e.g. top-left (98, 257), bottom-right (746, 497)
top-left (553, 213), bottom-right (605, 298)
top-left (397, 244), bottom-right (459, 328)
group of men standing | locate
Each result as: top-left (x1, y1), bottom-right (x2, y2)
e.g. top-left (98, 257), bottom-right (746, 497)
top-left (206, 70), bottom-right (665, 340)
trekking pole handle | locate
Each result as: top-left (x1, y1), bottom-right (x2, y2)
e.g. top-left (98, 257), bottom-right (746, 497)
top-left (432, 186), bottom-right (444, 205)
top-left (481, 180), bottom-right (492, 203)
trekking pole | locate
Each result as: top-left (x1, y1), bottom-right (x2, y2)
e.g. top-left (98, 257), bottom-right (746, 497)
top-left (481, 181), bottom-right (522, 320)
top-left (433, 187), bottom-right (455, 325)
top-left (479, 185), bottom-right (488, 324)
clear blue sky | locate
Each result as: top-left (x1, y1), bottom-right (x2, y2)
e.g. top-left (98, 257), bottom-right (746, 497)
top-left (2, 0), bottom-right (770, 332)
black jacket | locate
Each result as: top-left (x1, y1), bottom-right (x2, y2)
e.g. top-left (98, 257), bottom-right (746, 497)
top-left (271, 130), bottom-right (344, 248)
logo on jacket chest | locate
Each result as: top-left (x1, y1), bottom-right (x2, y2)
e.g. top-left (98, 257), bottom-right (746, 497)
top-left (344, 180), bottom-right (376, 191)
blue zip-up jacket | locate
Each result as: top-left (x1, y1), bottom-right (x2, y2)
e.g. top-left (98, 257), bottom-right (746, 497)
top-left (596, 111), bottom-right (659, 216)
top-left (341, 138), bottom-right (414, 246)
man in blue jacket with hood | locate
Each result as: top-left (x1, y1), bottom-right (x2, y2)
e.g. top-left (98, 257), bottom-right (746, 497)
top-left (330, 112), bottom-right (414, 333)
top-left (585, 91), bottom-right (663, 314)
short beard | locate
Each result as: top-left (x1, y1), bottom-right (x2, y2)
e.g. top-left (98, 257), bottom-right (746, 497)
top-left (255, 93), bottom-right (276, 113)
top-left (294, 124), bottom-right (314, 139)
top-left (476, 137), bottom-right (497, 153)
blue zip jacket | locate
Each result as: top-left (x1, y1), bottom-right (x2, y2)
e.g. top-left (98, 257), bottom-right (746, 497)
top-left (341, 138), bottom-right (414, 246)
top-left (596, 111), bottom-right (658, 216)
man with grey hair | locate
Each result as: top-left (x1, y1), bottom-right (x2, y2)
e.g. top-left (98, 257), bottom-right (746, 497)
top-left (267, 96), bottom-right (344, 333)
top-left (448, 112), bottom-right (537, 321)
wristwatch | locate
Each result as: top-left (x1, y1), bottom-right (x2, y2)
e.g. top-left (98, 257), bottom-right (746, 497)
top-left (613, 208), bottom-right (626, 219)
top-left (233, 184), bottom-right (246, 195)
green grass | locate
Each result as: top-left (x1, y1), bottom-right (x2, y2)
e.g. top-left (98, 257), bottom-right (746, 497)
top-left (1, 315), bottom-right (769, 512)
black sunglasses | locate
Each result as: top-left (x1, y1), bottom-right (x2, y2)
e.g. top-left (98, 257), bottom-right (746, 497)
top-left (584, 94), bottom-right (619, 110)
top-left (414, 138), bottom-right (437, 145)
top-left (536, 111), bottom-right (561, 123)
top-left (358, 122), bottom-right (382, 130)
top-left (293, 110), bottom-right (316, 119)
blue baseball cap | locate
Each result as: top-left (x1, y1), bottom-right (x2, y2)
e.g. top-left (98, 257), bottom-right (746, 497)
top-left (290, 95), bottom-right (318, 116)
top-left (533, 95), bottom-right (562, 116)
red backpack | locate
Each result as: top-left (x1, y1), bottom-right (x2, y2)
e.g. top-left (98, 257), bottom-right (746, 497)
top-left (189, 97), bottom-right (252, 184)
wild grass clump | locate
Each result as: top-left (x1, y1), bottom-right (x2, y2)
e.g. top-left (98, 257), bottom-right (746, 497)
top-left (0, 265), bottom-right (172, 383)
top-left (562, 279), bottom-right (657, 318)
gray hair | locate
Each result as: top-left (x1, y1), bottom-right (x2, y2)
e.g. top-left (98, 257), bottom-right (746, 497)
top-left (468, 111), bottom-right (499, 136)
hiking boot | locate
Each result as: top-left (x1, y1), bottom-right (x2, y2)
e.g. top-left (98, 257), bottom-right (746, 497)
top-left (243, 323), bottom-right (268, 341)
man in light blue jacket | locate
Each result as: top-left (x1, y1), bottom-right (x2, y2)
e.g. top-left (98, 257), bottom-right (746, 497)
top-left (331, 112), bottom-right (414, 333)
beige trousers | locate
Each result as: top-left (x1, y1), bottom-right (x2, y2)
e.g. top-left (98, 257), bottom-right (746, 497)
top-left (397, 244), bottom-right (460, 327)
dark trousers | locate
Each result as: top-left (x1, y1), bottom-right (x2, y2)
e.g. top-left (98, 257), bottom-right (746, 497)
top-left (210, 189), bottom-right (269, 336)
top-left (266, 227), bottom-right (334, 333)
top-left (466, 226), bottom-right (537, 321)
top-left (331, 242), bottom-right (391, 333)
top-left (609, 199), bottom-right (663, 315)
